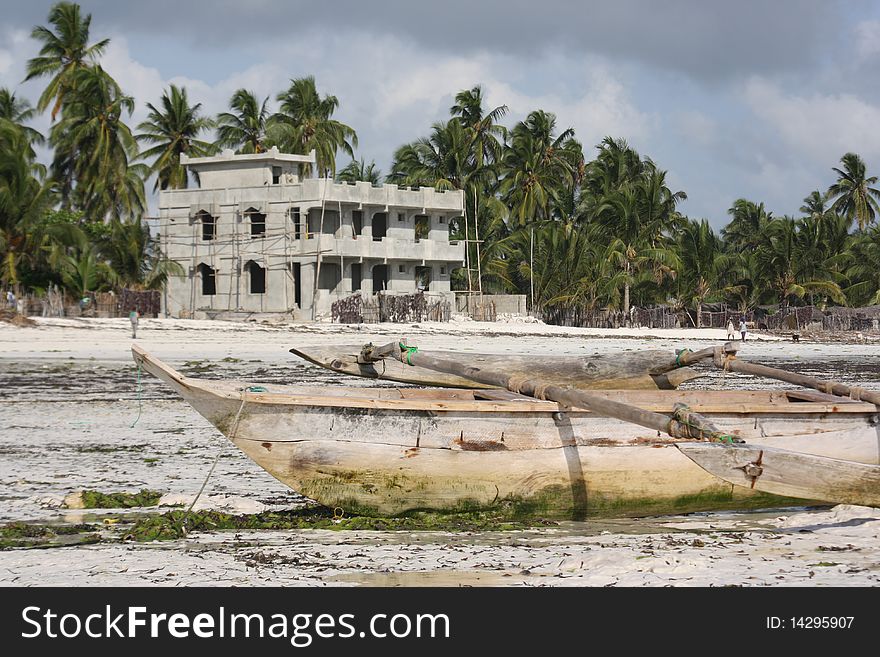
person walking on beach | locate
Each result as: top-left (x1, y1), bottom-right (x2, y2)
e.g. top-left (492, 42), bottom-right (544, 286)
top-left (739, 317), bottom-right (747, 342)
top-left (129, 307), bottom-right (139, 339)
top-left (6, 289), bottom-right (14, 310)
top-left (726, 319), bottom-right (736, 341)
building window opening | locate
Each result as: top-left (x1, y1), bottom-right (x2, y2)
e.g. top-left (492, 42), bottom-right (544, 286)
top-left (398, 264), bottom-right (406, 274)
top-left (397, 212), bottom-right (405, 222)
top-left (290, 262), bottom-right (302, 307)
top-left (198, 212), bottom-right (216, 241)
top-left (290, 208), bottom-right (301, 239)
top-left (352, 210), bottom-right (363, 237)
top-left (272, 166), bottom-right (282, 185)
top-left (351, 263), bottom-right (362, 292)
top-left (198, 263), bottom-right (216, 295)
top-left (318, 263), bottom-right (341, 292)
top-left (245, 260), bottom-right (266, 294)
top-left (439, 216), bottom-right (446, 224)
top-left (440, 266), bottom-right (447, 276)
top-left (415, 266), bottom-right (431, 292)
top-left (415, 215), bottom-right (429, 242)
top-left (247, 208), bottom-right (266, 237)
top-left (372, 213), bottom-right (387, 241)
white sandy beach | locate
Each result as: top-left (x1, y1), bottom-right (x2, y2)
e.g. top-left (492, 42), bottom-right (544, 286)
top-left (1, 316), bottom-right (879, 586)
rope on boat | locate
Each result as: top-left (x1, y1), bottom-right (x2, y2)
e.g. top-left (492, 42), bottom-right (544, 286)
top-left (398, 341), bottom-right (419, 365)
top-left (130, 363), bottom-right (143, 428)
top-left (668, 403), bottom-right (741, 444)
top-left (674, 348), bottom-right (692, 368)
top-left (181, 394), bottom-right (248, 535)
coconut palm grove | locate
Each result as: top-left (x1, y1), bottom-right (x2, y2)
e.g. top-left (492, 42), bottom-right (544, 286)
top-left (3, 2), bottom-right (880, 323)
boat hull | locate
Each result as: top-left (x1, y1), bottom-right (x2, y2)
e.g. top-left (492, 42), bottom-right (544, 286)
top-left (132, 346), bottom-right (880, 518)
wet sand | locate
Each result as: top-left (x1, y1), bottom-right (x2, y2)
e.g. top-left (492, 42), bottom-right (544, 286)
top-left (1, 317), bottom-right (879, 586)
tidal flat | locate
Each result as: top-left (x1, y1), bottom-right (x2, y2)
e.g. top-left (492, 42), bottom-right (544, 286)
top-left (1, 317), bottom-right (879, 586)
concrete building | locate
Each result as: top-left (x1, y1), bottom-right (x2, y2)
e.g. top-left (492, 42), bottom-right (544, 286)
top-left (158, 148), bottom-right (465, 319)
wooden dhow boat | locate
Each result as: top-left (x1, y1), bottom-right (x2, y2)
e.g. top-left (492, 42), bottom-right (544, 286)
top-left (131, 344), bottom-right (880, 518)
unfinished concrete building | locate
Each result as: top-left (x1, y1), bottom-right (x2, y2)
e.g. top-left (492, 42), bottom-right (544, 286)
top-left (158, 148), bottom-right (465, 319)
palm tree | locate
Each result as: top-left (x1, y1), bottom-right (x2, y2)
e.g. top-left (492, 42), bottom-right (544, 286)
top-left (215, 89), bottom-right (270, 154)
top-left (722, 199), bottom-right (773, 252)
top-left (827, 152), bottom-right (880, 231)
top-left (336, 158), bottom-right (382, 184)
top-left (800, 190), bottom-right (830, 221)
top-left (49, 65), bottom-right (143, 219)
top-left (677, 219), bottom-right (730, 327)
top-left (98, 218), bottom-right (184, 290)
top-left (268, 76), bottom-right (357, 176)
top-left (388, 119), bottom-right (470, 190)
top-left (450, 85), bottom-right (508, 171)
top-left (136, 84), bottom-right (215, 191)
top-left (596, 184), bottom-right (680, 315)
top-left (754, 217), bottom-right (845, 307)
top-left (583, 137), bottom-right (644, 200)
top-left (24, 1), bottom-right (110, 120)
top-left (0, 125), bottom-right (55, 286)
top-left (845, 226), bottom-right (880, 305)
top-left (0, 88), bottom-right (44, 156)
top-left (500, 110), bottom-right (583, 226)
top-left (59, 242), bottom-right (112, 298)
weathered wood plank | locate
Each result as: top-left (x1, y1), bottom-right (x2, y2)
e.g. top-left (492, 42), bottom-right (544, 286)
top-left (678, 443), bottom-right (880, 506)
top-left (290, 345), bottom-right (705, 390)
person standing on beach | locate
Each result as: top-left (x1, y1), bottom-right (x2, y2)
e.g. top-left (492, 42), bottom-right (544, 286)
top-left (739, 317), bottom-right (747, 341)
top-left (6, 290), bottom-right (14, 309)
top-left (726, 319), bottom-right (736, 340)
top-left (129, 307), bottom-right (140, 339)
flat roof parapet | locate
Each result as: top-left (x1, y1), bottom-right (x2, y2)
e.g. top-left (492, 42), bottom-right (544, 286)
top-left (181, 146), bottom-right (317, 167)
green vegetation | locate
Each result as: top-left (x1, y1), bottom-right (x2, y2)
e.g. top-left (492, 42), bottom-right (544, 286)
top-left (80, 489), bottom-right (163, 508)
top-left (0, 521), bottom-right (99, 549)
top-left (128, 506), bottom-right (550, 541)
top-left (3, 1), bottom-right (880, 318)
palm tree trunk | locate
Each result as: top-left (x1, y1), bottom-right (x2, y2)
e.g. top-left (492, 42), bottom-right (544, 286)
top-left (696, 300), bottom-right (702, 328)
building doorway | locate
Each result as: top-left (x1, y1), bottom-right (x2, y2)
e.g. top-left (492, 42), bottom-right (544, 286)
top-left (372, 264), bottom-right (389, 293)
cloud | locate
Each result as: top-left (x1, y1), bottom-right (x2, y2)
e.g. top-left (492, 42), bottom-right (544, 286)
top-left (674, 110), bottom-right (717, 147)
top-left (855, 20), bottom-right (880, 59)
top-left (8, 0), bottom-right (849, 82)
top-left (743, 77), bottom-right (880, 164)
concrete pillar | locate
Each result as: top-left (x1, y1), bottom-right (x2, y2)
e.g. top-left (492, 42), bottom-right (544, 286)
top-left (300, 261), bottom-right (315, 313)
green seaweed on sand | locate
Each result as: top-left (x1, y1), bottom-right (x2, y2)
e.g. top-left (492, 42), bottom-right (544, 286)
top-left (182, 360), bottom-right (212, 373)
top-left (0, 522), bottom-right (100, 550)
top-left (128, 506), bottom-right (555, 541)
top-left (80, 489), bottom-right (163, 508)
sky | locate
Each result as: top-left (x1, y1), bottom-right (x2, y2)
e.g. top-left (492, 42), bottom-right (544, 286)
top-left (2, 0), bottom-right (880, 227)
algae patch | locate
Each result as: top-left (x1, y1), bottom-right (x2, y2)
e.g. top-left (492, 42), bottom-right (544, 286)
top-left (128, 505), bottom-right (553, 542)
top-left (0, 522), bottom-right (100, 550)
top-left (73, 489), bottom-right (164, 509)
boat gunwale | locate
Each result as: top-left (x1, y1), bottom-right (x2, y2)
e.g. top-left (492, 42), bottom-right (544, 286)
top-left (132, 346), bottom-right (880, 415)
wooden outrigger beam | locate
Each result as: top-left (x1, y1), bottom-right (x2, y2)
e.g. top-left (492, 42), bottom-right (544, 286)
top-left (359, 341), bottom-right (739, 443)
top-left (708, 344), bottom-right (880, 407)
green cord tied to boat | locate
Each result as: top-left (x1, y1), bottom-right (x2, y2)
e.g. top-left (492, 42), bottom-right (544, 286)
top-left (399, 342), bottom-right (419, 366)
top-left (670, 402), bottom-right (744, 444)
top-left (675, 348), bottom-right (692, 368)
